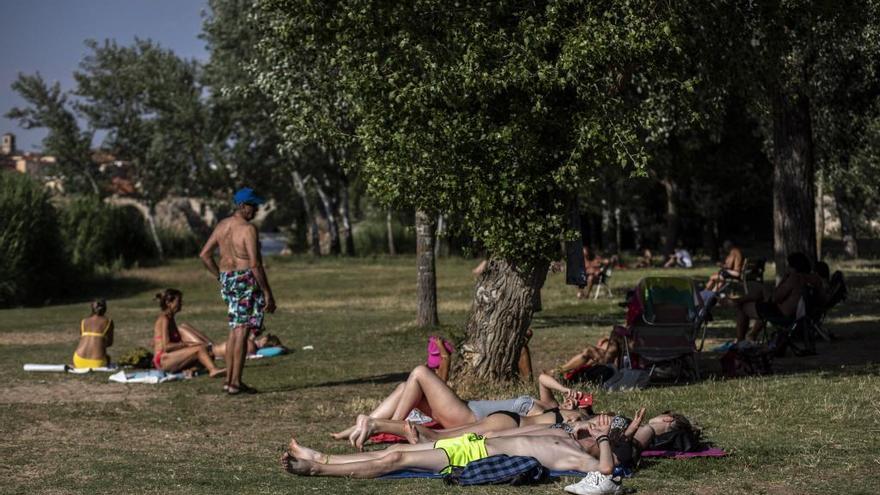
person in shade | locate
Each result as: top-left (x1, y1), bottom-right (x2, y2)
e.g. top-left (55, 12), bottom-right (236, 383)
top-left (199, 187), bottom-right (276, 395)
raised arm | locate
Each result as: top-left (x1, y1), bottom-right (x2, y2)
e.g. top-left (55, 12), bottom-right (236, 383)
top-left (199, 229), bottom-right (221, 279)
top-left (243, 224), bottom-right (275, 313)
top-left (537, 372), bottom-right (569, 407)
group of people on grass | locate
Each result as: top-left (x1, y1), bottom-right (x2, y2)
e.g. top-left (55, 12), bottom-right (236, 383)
top-left (72, 187), bottom-right (278, 395)
top-left (282, 361), bottom-right (698, 494)
top-left (71, 186), bottom-right (835, 492)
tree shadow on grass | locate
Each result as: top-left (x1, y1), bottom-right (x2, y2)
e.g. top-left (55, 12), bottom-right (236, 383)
top-left (52, 274), bottom-right (154, 306)
top-left (261, 372), bottom-right (410, 394)
top-left (532, 314), bottom-right (620, 330)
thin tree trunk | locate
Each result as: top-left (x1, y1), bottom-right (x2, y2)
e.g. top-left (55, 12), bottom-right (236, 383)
top-left (452, 258), bottom-right (550, 385)
top-left (833, 185), bottom-right (859, 259)
top-left (600, 199), bottom-right (612, 252)
top-left (434, 214), bottom-right (446, 258)
top-left (628, 211), bottom-right (642, 250)
top-left (338, 173), bottom-right (355, 256)
top-left (660, 176), bottom-right (679, 255)
top-left (314, 176), bottom-right (340, 255)
top-left (771, 88), bottom-right (817, 275)
top-left (815, 175), bottom-right (824, 260)
top-left (292, 171), bottom-right (320, 256)
top-left (415, 210), bottom-right (438, 327)
top-left (386, 210), bottom-right (397, 255)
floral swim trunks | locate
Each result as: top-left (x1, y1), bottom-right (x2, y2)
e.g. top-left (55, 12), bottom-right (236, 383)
top-left (219, 269), bottom-right (265, 331)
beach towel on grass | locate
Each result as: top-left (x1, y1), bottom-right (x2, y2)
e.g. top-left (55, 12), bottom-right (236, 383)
top-left (24, 364), bottom-right (118, 373)
top-left (108, 370), bottom-right (187, 384)
top-left (641, 447), bottom-right (727, 459)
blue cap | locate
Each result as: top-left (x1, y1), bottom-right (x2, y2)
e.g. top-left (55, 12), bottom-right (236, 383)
top-left (233, 187), bottom-right (265, 206)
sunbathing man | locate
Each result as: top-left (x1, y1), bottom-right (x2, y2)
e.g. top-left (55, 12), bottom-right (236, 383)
top-left (705, 240), bottom-right (744, 292)
top-left (199, 187), bottom-right (276, 395)
top-left (281, 414), bottom-right (616, 478)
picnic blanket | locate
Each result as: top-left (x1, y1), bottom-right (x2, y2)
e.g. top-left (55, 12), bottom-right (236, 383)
top-left (641, 447), bottom-right (727, 458)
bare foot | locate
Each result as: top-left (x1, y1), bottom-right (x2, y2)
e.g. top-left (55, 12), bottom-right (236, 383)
top-left (280, 451), bottom-right (314, 475)
top-left (331, 424), bottom-right (356, 440)
top-left (352, 414), bottom-right (374, 451)
top-left (209, 368), bottom-right (227, 378)
top-left (403, 421), bottom-right (420, 445)
top-left (289, 437), bottom-right (328, 464)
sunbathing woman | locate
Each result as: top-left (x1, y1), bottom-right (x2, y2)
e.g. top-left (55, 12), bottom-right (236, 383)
top-left (352, 391), bottom-right (592, 448)
top-left (175, 322), bottom-right (285, 358)
top-left (332, 365), bottom-right (586, 446)
top-left (73, 299), bottom-right (114, 369)
top-left (152, 289), bottom-right (225, 377)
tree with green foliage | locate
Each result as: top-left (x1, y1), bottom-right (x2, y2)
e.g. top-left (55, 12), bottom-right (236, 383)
top-left (6, 74), bottom-right (99, 195)
top-left (0, 172), bottom-right (69, 306)
top-left (253, 0), bottom-right (699, 382)
top-left (73, 38), bottom-right (208, 258)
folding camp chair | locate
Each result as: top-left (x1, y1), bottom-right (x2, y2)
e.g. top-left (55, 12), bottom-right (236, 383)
top-left (593, 264), bottom-right (613, 299)
top-left (621, 277), bottom-right (702, 382)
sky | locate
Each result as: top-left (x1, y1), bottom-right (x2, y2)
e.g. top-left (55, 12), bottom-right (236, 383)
top-left (0, 0), bottom-right (209, 152)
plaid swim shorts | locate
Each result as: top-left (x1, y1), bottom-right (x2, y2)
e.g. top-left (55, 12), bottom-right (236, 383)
top-left (219, 269), bottom-right (265, 330)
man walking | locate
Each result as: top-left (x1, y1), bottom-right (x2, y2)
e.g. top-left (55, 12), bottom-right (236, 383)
top-left (199, 187), bottom-right (276, 395)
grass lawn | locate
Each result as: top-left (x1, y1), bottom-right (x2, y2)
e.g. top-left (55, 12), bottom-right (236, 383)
top-left (1, 256), bottom-right (879, 494)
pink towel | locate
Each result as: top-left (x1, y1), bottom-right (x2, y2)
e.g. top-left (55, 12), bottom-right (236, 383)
top-left (641, 447), bottom-right (727, 459)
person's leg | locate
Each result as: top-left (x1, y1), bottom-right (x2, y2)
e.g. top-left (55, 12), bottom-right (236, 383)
top-left (227, 325), bottom-right (248, 391)
top-left (282, 443), bottom-right (448, 478)
top-left (410, 414), bottom-right (516, 443)
top-left (332, 382), bottom-right (409, 440)
top-left (290, 437), bottom-right (434, 465)
top-left (584, 274), bottom-right (596, 299)
top-left (735, 302), bottom-right (759, 342)
top-left (159, 347), bottom-right (201, 372)
top-left (558, 346), bottom-right (599, 372)
top-left (390, 366), bottom-right (474, 426)
top-left (177, 323), bottom-right (212, 345)
top-left (193, 344), bottom-right (225, 377)
top-left (518, 328), bottom-right (534, 380)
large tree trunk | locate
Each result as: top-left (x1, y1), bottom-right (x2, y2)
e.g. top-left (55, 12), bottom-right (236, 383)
top-left (292, 171), bottom-right (320, 256)
top-left (386, 210), bottom-right (397, 255)
top-left (415, 210), bottom-right (438, 327)
top-left (660, 176), bottom-right (679, 255)
top-left (771, 89), bottom-right (817, 274)
top-left (338, 173), bottom-right (356, 256)
top-left (452, 258), bottom-right (550, 385)
top-left (314, 176), bottom-right (341, 255)
top-left (833, 185), bottom-right (859, 259)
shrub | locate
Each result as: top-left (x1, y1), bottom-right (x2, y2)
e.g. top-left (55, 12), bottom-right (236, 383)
top-left (0, 172), bottom-right (70, 306)
top-left (353, 217), bottom-right (416, 256)
top-left (57, 196), bottom-right (156, 272)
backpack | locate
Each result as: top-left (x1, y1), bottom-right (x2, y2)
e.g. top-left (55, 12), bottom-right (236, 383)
top-left (442, 455), bottom-right (549, 486)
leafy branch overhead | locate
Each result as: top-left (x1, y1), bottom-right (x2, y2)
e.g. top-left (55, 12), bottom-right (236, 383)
top-left (253, 0), bottom-right (704, 264)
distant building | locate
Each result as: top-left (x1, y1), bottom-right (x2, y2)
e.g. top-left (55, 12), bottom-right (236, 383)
top-left (2, 133), bottom-right (15, 155)
top-left (1, 132), bottom-right (59, 189)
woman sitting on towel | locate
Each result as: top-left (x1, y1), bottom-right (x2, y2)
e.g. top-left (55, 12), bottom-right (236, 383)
top-left (331, 365), bottom-right (589, 447)
top-left (73, 299), bottom-right (114, 369)
top-left (152, 289), bottom-right (225, 377)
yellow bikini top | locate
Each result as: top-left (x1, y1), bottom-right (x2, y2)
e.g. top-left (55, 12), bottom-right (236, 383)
top-left (81, 319), bottom-right (112, 338)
